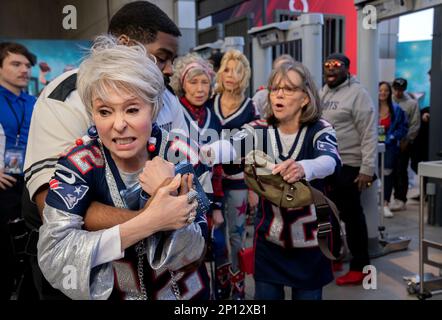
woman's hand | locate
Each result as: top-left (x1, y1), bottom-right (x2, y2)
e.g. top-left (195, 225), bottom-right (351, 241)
top-left (248, 190), bottom-right (259, 213)
top-left (272, 159), bottom-right (305, 183)
top-left (0, 169), bottom-right (17, 190)
top-left (139, 156), bottom-right (175, 195)
top-left (211, 209), bottom-right (224, 228)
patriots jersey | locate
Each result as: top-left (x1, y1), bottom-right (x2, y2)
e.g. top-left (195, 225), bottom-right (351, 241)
top-left (208, 94), bottom-right (259, 190)
top-left (227, 118), bottom-right (341, 289)
top-left (45, 127), bottom-right (210, 300)
top-left (180, 98), bottom-right (222, 145)
top-left (180, 99), bottom-right (224, 211)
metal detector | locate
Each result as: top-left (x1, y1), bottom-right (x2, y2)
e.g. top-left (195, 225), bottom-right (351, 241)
top-left (377, 143), bottom-right (411, 255)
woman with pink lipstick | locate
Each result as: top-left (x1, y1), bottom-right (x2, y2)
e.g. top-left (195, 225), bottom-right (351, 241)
top-left (37, 36), bottom-right (211, 300)
top-left (208, 49), bottom-right (259, 300)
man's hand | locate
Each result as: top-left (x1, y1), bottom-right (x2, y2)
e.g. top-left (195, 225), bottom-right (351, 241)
top-left (354, 173), bottom-right (373, 192)
top-left (400, 139), bottom-right (409, 152)
top-left (272, 159), bottom-right (305, 183)
top-left (120, 174), bottom-right (199, 250)
top-left (85, 172), bottom-right (194, 231)
top-left (0, 169), bottom-right (17, 190)
top-left (139, 156), bottom-right (175, 195)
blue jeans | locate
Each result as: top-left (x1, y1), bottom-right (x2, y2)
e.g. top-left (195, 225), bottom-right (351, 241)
top-left (254, 281), bottom-right (322, 300)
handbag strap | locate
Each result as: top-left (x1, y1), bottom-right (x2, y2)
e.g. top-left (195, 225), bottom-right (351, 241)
top-left (309, 183), bottom-right (347, 261)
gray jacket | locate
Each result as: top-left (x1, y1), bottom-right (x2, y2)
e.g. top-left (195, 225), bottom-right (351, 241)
top-left (320, 76), bottom-right (377, 176)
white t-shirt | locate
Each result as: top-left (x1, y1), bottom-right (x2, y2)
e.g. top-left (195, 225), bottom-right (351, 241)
top-left (24, 69), bottom-right (187, 200)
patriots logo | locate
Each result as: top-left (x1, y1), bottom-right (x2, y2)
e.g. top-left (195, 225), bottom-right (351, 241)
top-left (49, 177), bottom-right (89, 210)
top-left (317, 140), bottom-right (339, 157)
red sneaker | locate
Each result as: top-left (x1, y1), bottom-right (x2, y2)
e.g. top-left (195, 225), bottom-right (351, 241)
top-left (335, 271), bottom-right (365, 286)
top-left (332, 261), bottom-right (343, 272)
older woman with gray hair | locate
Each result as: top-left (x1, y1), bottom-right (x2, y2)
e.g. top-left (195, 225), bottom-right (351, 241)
top-left (170, 53), bottom-right (229, 299)
top-left (37, 36), bottom-right (210, 300)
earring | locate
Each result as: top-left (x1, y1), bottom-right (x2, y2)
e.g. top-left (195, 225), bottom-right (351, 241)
top-left (87, 125), bottom-right (98, 139)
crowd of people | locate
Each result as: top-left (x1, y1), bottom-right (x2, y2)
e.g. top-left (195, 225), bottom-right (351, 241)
top-left (0, 0), bottom-right (430, 301)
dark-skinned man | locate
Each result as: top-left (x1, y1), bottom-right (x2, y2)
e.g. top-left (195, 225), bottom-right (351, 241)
top-left (320, 53), bottom-right (377, 286)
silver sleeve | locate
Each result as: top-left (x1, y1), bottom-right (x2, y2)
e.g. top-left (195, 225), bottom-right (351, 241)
top-left (37, 205), bottom-right (114, 300)
top-left (146, 222), bottom-right (205, 271)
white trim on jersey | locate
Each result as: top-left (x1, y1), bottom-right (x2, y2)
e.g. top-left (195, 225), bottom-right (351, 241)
top-left (268, 125), bottom-right (308, 163)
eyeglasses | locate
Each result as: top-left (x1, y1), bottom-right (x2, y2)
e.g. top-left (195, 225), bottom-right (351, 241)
top-left (324, 60), bottom-right (343, 69)
top-left (269, 86), bottom-right (303, 96)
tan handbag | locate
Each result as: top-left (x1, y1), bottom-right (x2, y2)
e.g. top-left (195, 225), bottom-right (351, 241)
top-left (244, 150), bottom-right (312, 208)
top-left (243, 150), bottom-right (346, 260)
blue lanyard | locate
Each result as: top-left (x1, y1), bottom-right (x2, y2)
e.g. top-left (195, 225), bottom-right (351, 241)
top-left (4, 96), bottom-right (25, 147)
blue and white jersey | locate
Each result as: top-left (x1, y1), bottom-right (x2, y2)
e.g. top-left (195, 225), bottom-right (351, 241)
top-left (225, 118), bottom-right (341, 289)
top-left (43, 127), bottom-right (210, 300)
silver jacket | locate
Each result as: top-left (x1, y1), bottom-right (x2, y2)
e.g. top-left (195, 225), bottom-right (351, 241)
top-left (38, 206), bottom-right (205, 300)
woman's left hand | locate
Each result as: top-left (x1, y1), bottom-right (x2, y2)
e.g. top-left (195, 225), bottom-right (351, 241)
top-left (272, 159), bottom-right (305, 183)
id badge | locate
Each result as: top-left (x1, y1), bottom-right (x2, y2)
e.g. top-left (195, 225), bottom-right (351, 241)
top-left (4, 147), bottom-right (25, 174)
